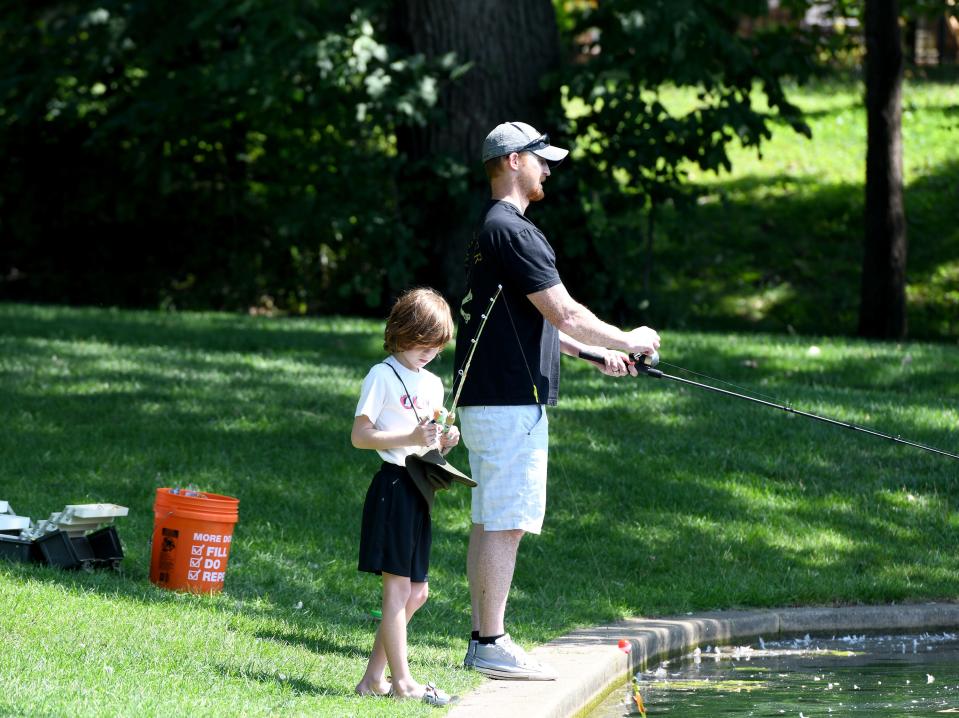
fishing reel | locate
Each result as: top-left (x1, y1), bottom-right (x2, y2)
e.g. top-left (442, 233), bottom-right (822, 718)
top-left (631, 350), bottom-right (659, 367)
top-left (629, 350), bottom-right (663, 377)
top-left (431, 407), bottom-right (456, 433)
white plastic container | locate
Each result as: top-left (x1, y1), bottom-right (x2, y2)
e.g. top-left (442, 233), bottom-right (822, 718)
top-left (0, 515), bottom-right (30, 532)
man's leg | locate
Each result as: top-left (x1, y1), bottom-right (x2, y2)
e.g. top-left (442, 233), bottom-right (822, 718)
top-left (461, 404), bottom-right (554, 679)
top-left (468, 523), bottom-right (523, 636)
top-left (467, 524), bottom-right (555, 680)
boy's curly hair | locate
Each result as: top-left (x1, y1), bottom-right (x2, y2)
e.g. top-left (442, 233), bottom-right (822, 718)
top-left (384, 287), bottom-right (454, 353)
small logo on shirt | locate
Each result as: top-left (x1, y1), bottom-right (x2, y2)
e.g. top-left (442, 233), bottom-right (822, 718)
top-left (401, 394), bottom-right (427, 411)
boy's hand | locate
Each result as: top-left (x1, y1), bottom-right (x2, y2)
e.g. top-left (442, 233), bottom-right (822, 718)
top-left (439, 425), bottom-right (460, 453)
top-left (411, 417), bottom-right (442, 448)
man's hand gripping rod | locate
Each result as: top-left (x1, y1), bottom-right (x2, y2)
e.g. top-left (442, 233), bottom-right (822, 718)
top-left (580, 350), bottom-right (959, 461)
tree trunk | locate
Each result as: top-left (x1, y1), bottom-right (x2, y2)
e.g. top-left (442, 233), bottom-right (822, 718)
top-left (859, 0), bottom-right (908, 339)
top-left (390, 0), bottom-right (561, 302)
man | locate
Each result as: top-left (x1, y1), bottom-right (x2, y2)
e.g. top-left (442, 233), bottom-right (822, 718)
top-left (453, 121), bottom-right (661, 680)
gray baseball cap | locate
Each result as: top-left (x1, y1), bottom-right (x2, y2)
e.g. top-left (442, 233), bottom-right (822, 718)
top-left (481, 121), bottom-right (569, 165)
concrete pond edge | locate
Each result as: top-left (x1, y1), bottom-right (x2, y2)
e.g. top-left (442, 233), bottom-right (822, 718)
top-left (446, 602), bottom-right (959, 718)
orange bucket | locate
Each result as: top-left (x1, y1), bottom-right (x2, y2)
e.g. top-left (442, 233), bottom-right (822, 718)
top-left (149, 488), bottom-right (239, 593)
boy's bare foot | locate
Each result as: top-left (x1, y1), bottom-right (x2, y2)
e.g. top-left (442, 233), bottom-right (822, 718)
top-left (354, 678), bottom-right (391, 697)
top-left (390, 680), bottom-right (456, 706)
top-left (386, 677), bottom-right (421, 699)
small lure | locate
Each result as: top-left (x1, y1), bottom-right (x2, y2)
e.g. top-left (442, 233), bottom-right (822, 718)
top-left (632, 677), bottom-right (647, 717)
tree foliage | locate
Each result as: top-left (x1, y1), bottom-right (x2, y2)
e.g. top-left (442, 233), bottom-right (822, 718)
top-left (1, 0), bottom-right (953, 330)
top-left (0, 1), bottom-right (456, 312)
top-left (549, 0), bottom-right (836, 320)
top-left (387, 0), bottom-right (563, 303)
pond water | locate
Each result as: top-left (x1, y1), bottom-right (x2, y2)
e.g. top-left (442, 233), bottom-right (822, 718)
top-left (590, 632), bottom-right (959, 717)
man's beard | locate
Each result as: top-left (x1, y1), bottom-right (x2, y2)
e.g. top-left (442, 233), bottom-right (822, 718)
top-left (524, 177), bottom-right (545, 202)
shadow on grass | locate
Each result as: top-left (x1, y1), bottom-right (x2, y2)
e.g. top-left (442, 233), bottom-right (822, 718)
top-left (650, 158), bottom-right (959, 340)
top-left (212, 664), bottom-right (337, 697)
top-left (254, 628), bottom-right (369, 661)
top-left (1, 304), bottom-right (957, 654)
top-left (493, 344), bottom-right (959, 634)
top-left (0, 305), bottom-right (470, 667)
top-left (0, 303), bottom-right (384, 362)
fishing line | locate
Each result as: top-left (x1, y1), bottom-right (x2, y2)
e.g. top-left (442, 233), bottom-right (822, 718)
top-left (501, 288), bottom-right (540, 404)
top-left (578, 349), bottom-right (959, 461)
top-left (656, 359), bottom-right (786, 406)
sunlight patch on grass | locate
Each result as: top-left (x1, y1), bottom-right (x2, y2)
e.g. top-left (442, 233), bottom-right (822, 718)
top-left (718, 283), bottom-right (797, 322)
top-left (712, 480), bottom-right (801, 514)
top-left (646, 73), bottom-right (959, 339)
top-left (776, 527), bottom-right (862, 561)
top-left (2, 305), bottom-right (958, 714)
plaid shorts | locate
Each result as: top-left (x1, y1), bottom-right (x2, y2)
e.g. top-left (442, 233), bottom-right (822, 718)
top-left (459, 405), bottom-right (549, 534)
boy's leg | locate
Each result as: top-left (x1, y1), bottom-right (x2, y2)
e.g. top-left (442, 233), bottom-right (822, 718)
top-left (356, 574), bottom-right (429, 696)
top-left (356, 625), bottom-right (393, 696)
top-left (379, 572), bottom-right (421, 697)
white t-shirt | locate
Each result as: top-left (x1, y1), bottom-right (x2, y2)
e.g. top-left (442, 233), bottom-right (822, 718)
top-left (355, 355), bottom-right (445, 466)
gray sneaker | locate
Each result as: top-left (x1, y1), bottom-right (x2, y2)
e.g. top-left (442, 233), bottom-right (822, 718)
top-left (463, 638), bottom-right (478, 669)
top-left (472, 634), bottom-right (557, 680)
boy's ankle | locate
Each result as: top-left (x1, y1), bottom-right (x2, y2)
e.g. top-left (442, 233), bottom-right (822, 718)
top-left (388, 677), bottom-right (421, 698)
top-left (355, 678), bottom-right (391, 696)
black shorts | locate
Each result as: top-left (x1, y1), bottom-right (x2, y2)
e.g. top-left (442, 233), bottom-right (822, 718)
top-left (358, 462), bottom-right (432, 583)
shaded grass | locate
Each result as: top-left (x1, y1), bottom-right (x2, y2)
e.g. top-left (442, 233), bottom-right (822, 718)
top-left (648, 69), bottom-right (959, 339)
top-left (1, 303), bottom-right (958, 716)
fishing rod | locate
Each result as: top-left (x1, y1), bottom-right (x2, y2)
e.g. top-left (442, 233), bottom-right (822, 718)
top-left (579, 350), bottom-right (959, 461)
top-left (432, 284), bottom-right (503, 432)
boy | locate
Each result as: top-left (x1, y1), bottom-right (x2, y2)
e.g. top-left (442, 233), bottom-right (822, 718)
top-left (351, 287), bottom-right (459, 706)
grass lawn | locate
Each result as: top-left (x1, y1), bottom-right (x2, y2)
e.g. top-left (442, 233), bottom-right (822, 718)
top-left (2, 303), bottom-right (958, 716)
top-left (645, 68), bottom-right (959, 339)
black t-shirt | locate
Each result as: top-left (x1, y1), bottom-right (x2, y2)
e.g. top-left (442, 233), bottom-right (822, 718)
top-left (452, 200), bottom-right (562, 407)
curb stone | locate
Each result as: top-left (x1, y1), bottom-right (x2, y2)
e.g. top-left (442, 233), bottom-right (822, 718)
top-left (447, 602), bottom-right (959, 718)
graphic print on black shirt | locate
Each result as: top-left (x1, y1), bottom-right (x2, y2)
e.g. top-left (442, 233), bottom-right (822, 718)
top-left (453, 200), bottom-right (562, 407)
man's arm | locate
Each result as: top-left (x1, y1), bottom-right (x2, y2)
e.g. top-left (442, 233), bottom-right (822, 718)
top-left (558, 331), bottom-right (591, 358)
top-left (559, 331), bottom-right (634, 376)
top-left (559, 332), bottom-right (617, 359)
top-left (529, 283), bottom-right (660, 356)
